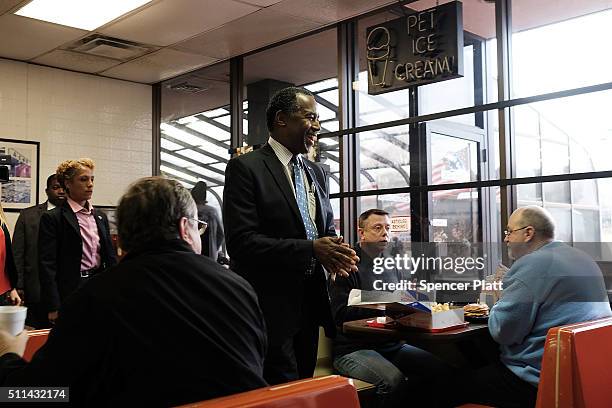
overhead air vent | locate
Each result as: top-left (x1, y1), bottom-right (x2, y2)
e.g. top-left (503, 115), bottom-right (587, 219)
top-left (65, 34), bottom-right (156, 61)
top-left (166, 82), bottom-right (209, 93)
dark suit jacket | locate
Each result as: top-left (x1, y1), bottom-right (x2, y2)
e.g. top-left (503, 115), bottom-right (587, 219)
top-left (328, 245), bottom-right (402, 357)
top-left (197, 203), bottom-right (225, 259)
top-left (223, 143), bottom-right (337, 341)
top-left (0, 239), bottom-right (267, 407)
top-left (12, 202), bottom-right (47, 304)
top-left (0, 223), bottom-right (17, 291)
top-left (38, 201), bottom-right (117, 311)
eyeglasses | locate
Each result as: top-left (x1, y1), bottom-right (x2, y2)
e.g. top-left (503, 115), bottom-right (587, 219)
top-left (503, 225), bottom-right (529, 237)
top-left (364, 224), bottom-right (391, 234)
top-left (188, 218), bottom-right (208, 235)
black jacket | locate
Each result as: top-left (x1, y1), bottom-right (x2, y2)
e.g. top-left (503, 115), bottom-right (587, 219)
top-left (38, 201), bottom-right (117, 311)
top-left (223, 144), bottom-right (337, 341)
top-left (0, 239), bottom-right (268, 407)
top-left (329, 245), bottom-right (402, 357)
top-left (12, 202), bottom-right (47, 303)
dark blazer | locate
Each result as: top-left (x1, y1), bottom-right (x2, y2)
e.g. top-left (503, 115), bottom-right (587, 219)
top-left (1, 223), bottom-right (17, 291)
top-left (0, 239), bottom-right (267, 406)
top-left (196, 203), bottom-right (225, 259)
top-left (223, 143), bottom-right (337, 341)
top-left (38, 201), bottom-right (117, 311)
top-left (328, 245), bottom-right (402, 357)
top-left (12, 202), bottom-right (47, 303)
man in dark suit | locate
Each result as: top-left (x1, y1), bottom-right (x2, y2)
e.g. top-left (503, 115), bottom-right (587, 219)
top-left (12, 174), bottom-right (65, 328)
top-left (191, 181), bottom-right (225, 262)
top-left (0, 177), bottom-right (267, 406)
top-left (223, 86), bottom-right (359, 385)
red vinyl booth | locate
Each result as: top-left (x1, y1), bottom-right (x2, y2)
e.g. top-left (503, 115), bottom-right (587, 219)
top-left (22, 331), bottom-right (360, 408)
top-left (176, 375), bottom-right (360, 408)
top-left (24, 329), bottom-right (51, 362)
top-left (460, 317), bottom-right (612, 408)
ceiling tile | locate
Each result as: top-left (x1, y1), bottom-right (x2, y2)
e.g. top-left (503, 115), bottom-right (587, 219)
top-left (0, 0), bottom-right (26, 15)
top-left (101, 48), bottom-right (218, 84)
top-left (235, 0), bottom-right (283, 6)
top-left (0, 14), bottom-right (86, 60)
top-left (100, 0), bottom-right (260, 47)
top-left (244, 27), bottom-right (336, 86)
top-left (172, 8), bottom-right (321, 60)
top-left (31, 50), bottom-right (121, 73)
top-left (269, 0), bottom-right (395, 24)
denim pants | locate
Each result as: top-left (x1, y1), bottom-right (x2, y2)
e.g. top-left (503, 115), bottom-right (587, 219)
top-left (333, 344), bottom-right (448, 408)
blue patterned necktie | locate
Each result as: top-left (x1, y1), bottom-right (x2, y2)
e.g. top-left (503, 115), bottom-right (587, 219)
top-left (291, 156), bottom-right (317, 241)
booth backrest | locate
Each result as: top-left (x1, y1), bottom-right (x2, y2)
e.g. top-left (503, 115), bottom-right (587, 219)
top-left (24, 329), bottom-right (50, 362)
top-left (536, 317), bottom-right (612, 408)
top-left (459, 317), bottom-right (612, 408)
top-left (175, 375), bottom-right (360, 408)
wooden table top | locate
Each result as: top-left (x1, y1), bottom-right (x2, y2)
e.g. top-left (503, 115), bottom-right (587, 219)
top-left (342, 318), bottom-right (489, 343)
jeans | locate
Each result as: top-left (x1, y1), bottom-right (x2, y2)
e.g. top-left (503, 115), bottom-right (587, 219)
top-left (333, 344), bottom-right (448, 408)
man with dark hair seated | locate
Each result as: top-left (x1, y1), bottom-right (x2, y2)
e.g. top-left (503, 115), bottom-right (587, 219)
top-left (0, 177), bottom-right (268, 406)
top-left (329, 208), bottom-right (446, 408)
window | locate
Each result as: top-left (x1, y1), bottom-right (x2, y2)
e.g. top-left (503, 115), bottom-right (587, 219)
top-left (160, 62), bottom-right (231, 212)
top-left (511, 3), bottom-right (612, 97)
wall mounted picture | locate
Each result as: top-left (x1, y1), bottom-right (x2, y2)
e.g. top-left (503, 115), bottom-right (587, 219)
top-left (0, 138), bottom-right (40, 212)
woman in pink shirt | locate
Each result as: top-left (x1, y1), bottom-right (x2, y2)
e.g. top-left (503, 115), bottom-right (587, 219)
top-left (0, 203), bottom-right (21, 306)
top-left (38, 158), bottom-right (117, 325)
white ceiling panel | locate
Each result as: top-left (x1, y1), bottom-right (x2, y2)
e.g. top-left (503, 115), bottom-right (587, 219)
top-left (0, 0), bottom-right (26, 15)
top-left (32, 50), bottom-right (121, 73)
top-left (268, 0), bottom-right (395, 24)
top-left (173, 8), bottom-right (321, 60)
top-left (101, 0), bottom-right (260, 47)
top-left (0, 14), bottom-right (86, 60)
top-left (244, 27), bottom-right (336, 86)
top-left (101, 48), bottom-right (218, 83)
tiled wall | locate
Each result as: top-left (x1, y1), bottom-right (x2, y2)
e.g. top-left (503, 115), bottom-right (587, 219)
top-left (0, 58), bottom-right (152, 232)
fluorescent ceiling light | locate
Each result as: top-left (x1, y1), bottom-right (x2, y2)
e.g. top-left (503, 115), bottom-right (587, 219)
top-left (15, 0), bottom-right (152, 31)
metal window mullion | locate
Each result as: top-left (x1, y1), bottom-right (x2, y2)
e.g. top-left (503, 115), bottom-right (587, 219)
top-left (338, 21), bottom-right (358, 244)
top-left (229, 56), bottom-right (244, 151)
top-left (496, 0), bottom-right (514, 261)
top-left (152, 83), bottom-right (161, 176)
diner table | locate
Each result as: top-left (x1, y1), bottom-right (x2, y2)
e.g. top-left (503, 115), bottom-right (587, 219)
top-left (342, 318), bottom-right (499, 368)
top-left (343, 318), bottom-right (489, 342)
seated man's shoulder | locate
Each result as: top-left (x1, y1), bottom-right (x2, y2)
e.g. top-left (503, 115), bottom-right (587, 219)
top-left (93, 251), bottom-right (255, 298)
top-left (179, 253), bottom-right (256, 291)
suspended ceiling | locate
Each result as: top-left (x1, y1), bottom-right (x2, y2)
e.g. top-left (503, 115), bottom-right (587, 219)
top-left (1, 0), bottom-right (610, 86)
top-left (0, 0), bottom-right (396, 84)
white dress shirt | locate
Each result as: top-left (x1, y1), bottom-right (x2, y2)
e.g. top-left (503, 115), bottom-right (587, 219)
top-left (268, 137), bottom-right (318, 230)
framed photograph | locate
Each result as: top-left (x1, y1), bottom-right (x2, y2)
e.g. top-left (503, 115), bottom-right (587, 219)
top-left (0, 138), bottom-right (40, 212)
top-left (96, 206), bottom-right (117, 235)
top-left (96, 206), bottom-right (123, 259)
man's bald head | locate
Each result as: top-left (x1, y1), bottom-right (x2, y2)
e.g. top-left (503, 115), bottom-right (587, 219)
top-left (513, 206), bottom-right (555, 239)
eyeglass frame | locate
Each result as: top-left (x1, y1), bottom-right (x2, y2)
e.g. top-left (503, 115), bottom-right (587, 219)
top-left (363, 223), bottom-right (391, 234)
top-left (187, 217), bottom-right (208, 235)
top-left (503, 225), bottom-right (530, 238)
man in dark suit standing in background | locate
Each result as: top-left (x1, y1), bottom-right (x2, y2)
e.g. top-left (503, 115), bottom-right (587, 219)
top-left (12, 174), bottom-right (65, 328)
top-left (223, 86), bottom-right (359, 385)
top-left (191, 181), bottom-right (226, 262)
